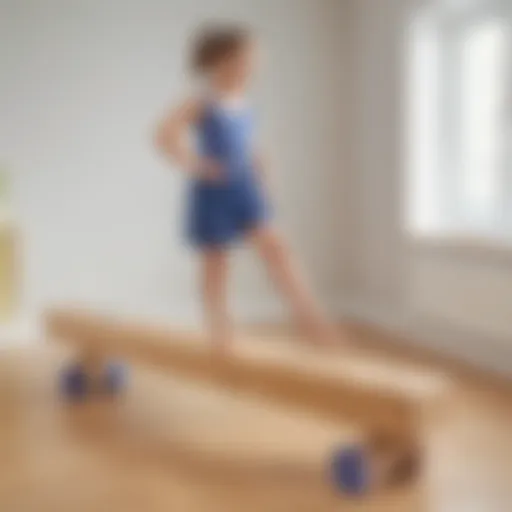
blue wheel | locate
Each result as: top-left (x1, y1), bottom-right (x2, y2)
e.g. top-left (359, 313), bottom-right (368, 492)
top-left (101, 362), bottom-right (127, 395)
top-left (330, 445), bottom-right (370, 495)
top-left (60, 364), bottom-right (89, 401)
top-left (60, 361), bottom-right (127, 401)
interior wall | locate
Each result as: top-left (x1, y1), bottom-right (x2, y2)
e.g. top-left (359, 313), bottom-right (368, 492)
top-left (343, 0), bottom-right (410, 310)
top-left (411, 241), bottom-right (512, 344)
top-left (345, 0), bottom-right (512, 376)
top-left (0, 0), bottom-right (350, 326)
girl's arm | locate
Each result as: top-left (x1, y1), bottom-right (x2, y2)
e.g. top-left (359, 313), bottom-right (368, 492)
top-left (154, 98), bottom-right (204, 174)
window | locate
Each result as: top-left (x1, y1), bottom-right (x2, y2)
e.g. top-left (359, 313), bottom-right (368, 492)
top-left (407, 0), bottom-right (511, 241)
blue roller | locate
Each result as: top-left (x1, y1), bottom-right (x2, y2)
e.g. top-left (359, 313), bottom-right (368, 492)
top-left (330, 445), bottom-right (370, 495)
top-left (102, 362), bottom-right (127, 394)
top-left (60, 364), bottom-right (89, 401)
top-left (60, 361), bottom-right (127, 400)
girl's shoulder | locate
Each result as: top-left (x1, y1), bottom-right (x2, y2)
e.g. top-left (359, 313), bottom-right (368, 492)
top-left (194, 92), bottom-right (255, 129)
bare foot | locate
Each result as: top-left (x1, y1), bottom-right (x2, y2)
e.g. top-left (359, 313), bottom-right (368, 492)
top-left (299, 316), bottom-right (342, 349)
top-left (210, 334), bottom-right (233, 359)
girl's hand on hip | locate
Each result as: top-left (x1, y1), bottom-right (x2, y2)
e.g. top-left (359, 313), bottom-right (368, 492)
top-left (197, 157), bottom-right (225, 183)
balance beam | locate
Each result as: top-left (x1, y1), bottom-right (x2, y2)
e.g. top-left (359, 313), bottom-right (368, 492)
top-left (45, 308), bottom-right (450, 441)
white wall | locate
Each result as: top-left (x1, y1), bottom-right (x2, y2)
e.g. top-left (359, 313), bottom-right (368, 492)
top-left (343, 0), bottom-right (409, 309)
top-left (0, 0), bottom-right (350, 326)
top-left (412, 240), bottom-right (512, 344)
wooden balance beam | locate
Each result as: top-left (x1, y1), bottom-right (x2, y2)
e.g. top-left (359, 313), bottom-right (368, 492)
top-left (45, 308), bottom-right (450, 442)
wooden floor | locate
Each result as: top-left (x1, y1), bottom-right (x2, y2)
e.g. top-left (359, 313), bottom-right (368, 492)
top-left (0, 326), bottom-right (511, 511)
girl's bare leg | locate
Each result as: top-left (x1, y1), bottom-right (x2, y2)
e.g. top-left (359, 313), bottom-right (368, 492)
top-left (249, 225), bottom-right (339, 346)
top-left (201, 248), bottom-right (232, 353)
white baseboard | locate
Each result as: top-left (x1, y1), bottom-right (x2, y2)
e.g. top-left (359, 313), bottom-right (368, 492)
top-left (334, 296), bottom-right (512, 380)
top-left (5, 297), bottom-right (511, 379)
top-left (0, 298), bottom-right (292, 346)
top-left (168, 293), bottom-right (512, 378)
top-left (134, 296), bottom-right (291, 328)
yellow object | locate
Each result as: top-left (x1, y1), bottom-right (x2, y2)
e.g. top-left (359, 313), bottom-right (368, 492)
top-left (0, 221), bottom-right (18, 322)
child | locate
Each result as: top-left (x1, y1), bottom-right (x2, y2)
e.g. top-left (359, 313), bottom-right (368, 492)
top-left (156, 23), bottom-right (339, 351)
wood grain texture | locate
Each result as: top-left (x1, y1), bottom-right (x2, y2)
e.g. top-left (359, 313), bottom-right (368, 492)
top-left (0, 222), bottom-right (19, 321)
top-left (1, 334), bottom-right (511, 511)
top-left (45, 308), bottom-right (452, 439)
top-left (0, 346), bottom-right (425, 512)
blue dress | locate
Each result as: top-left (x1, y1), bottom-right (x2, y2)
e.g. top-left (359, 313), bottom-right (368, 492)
top-left (187, 101), bottom-right (270, 248)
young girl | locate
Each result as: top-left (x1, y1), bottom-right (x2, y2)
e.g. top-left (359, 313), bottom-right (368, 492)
top-left (156, 24), bottom-right (339, 351)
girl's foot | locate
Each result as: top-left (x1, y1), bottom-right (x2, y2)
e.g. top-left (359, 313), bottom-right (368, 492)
top-left (210, 332), bottom-right (233, 358)
top-left (300, 315), bottom-right (342, 349)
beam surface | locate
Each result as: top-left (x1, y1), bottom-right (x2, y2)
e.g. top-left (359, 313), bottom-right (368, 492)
top-left (46, 308), bottom-right (451, 437)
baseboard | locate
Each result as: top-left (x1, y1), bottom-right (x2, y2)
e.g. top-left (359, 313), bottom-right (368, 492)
top-left (6, 297), bottom-right (511, 379)
top-left (334, 296), bottom-right (512, 380)
top-left (150, 296), bottom-right (291, 327)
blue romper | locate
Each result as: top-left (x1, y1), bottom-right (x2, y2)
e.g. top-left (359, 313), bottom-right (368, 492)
top-left (187, 101), bottom-right (270, 248)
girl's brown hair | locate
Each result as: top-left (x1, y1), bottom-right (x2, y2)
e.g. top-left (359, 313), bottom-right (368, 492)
top-left (190, 23), bottom-right (251, 73)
